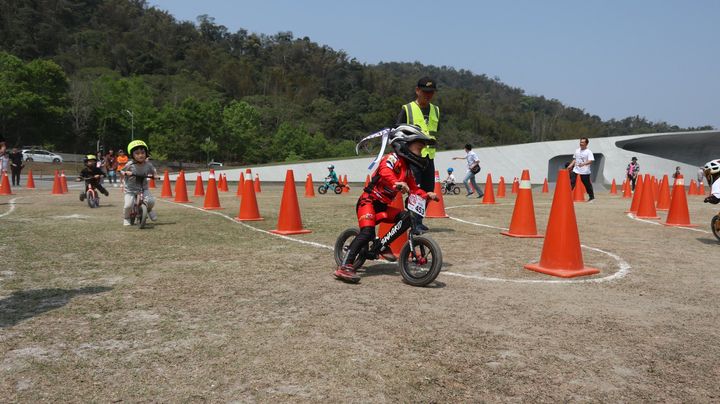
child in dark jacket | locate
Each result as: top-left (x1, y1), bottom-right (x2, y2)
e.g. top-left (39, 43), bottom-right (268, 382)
top-left (76, 154), bottom-right (109, 201)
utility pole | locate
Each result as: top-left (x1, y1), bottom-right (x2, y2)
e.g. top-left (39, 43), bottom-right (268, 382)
top-left (123, 109), bottom-right (134, 141)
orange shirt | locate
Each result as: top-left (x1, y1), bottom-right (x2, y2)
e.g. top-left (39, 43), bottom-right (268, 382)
top-left (116, 155), bottom-right (129, 171)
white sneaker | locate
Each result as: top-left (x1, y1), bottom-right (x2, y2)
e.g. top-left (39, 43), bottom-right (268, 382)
top-left (123, 219), bottom-right (131, 226)
top-left (148, 211), bottom-right (157, 221)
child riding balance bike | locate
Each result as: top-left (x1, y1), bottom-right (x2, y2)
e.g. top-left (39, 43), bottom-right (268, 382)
top-left (120, 140), bottom-right (159, 227)
top-left (702, 159), bottom-right (720, 241)
top-left (76, 154), bottom-right (109, 207)
top-left (318, 164), bottom-right (345, 194)
top-left (334, 125), bottom-right (441, 285)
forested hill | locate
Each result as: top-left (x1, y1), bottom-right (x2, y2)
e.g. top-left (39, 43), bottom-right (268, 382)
top-left (0, 0), bottom-right (710, 164)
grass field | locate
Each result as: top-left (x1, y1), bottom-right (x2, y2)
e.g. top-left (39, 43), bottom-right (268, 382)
top-left (1, 179), bottom-right (719, 402)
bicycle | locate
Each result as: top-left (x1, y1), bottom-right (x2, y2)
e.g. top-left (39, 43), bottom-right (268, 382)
top-left (712, 211), bottom-right (720, 242)
top-left (318, 182), bottom-right (346, 195)
top-left (333, 192), bottom-right (443, 286)
top-left (78, 177), bottom-right (101, 208)
top-left (441, 181), bottom-right (461, 195)
top-left (126, 173), bottom-right (158, 229)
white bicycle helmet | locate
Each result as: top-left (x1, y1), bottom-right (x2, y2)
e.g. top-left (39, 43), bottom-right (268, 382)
top-left (388, 125), bottom-right (436, 168)
top-left (703, 159), bottom-right (720, 184)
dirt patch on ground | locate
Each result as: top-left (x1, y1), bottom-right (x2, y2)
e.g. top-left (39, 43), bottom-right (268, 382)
top-left (1, 183), bottom-right (719, 401)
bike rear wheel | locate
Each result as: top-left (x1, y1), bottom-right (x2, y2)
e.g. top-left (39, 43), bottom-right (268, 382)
top-left (333, 185), bottom-right (343, 194)
top-left (333, 228), bottom-right (367, 270)
top-left (452, 185), bottom-right (461, 195)
top-left (139, 204), bottom-right (148, 229)
top-left (712, 215), bottom-right (720, 242)
top-left (398, 235), bottom-right (443, 286)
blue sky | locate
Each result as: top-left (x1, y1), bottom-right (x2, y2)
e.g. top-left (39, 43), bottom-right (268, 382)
top-left (147, 0), bottom-right (719, 129)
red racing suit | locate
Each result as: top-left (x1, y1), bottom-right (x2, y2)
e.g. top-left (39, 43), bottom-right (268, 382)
top-left (356, 152), bottom-right (429, 228)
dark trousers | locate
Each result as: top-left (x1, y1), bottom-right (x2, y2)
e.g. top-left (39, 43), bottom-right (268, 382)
top-left (626, 174), bottom-right (637, 191)
top-left (10, 167), bottom-right (21, 186)
top-left (570, 172), bottom-right (594, 198)
top-left (409, 158), bottom-right (435, 225)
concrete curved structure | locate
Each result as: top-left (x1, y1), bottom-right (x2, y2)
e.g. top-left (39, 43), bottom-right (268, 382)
top-left (178, 130), bottom-right (719, 187)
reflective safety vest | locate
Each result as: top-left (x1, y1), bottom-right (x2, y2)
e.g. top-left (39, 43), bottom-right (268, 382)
top-left (402, 101), bottom-right (440, 159)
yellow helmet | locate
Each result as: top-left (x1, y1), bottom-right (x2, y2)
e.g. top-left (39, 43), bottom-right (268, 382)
top-left (85, 154), bottom-right (97, 161)
top-left (127, 140), bottom-right (149, 155)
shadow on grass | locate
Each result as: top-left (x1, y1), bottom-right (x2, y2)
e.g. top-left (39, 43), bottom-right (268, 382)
top-left (358, 263), bottom-right (447, 288)
top-left (423, 227), bottom-right (456, 233)
top-left (0, 286), bottom-right (112, 328)
top-left (696, 237), bottom-right (719, 245)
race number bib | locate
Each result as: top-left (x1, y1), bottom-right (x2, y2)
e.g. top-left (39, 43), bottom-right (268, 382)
top-left (407, 194), bottom-right (427, 217)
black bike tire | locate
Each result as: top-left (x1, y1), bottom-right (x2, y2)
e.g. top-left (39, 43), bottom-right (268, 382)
top-left (86, 191), bottom-right (94, 208)
top-left (333, 185), bottom-right (343, 194)
top-left (712, 215), bottom-right (720, 242)
top-left (441, 187), bottom-right (448, 195)
top-left (139, 204), bottom-right (148, 229)
top-left (333, 227), bottom-right (367, 270)
top-left (452, 186), bottom-right (461, 195)
top-left (318, 185), bottom-right (327, 194)
top-left (398, 235), bottom-right (443, 287)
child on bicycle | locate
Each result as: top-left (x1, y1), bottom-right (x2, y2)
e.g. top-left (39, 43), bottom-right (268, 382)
top-left (120, 140), bottom-right (158, 226)
top-left (325, 164), bottom-right (339, 187)
top-left (76, 154), bottom-right (109, 201)
top-left (443, 167), bottom-right (457, 193)
top-left (335, 125), bottom-right (439, 282)
top-left (703, 159), bottom-right (720, 204)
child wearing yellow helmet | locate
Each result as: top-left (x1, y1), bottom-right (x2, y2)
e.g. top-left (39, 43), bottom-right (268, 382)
top-left (120, 140), bottom-right (158, 226)
top-left (76, 154), bottom-right (109, 201)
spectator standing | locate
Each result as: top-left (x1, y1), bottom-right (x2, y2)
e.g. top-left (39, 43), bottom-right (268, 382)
top-left (672, 166), bottom-right (681, 180)
top-left (0, 149), bottom-right (9, 175)
top-left (115, 149), bottom-right (129, 188)
top-left (396, 76), bottom-right (440, 232)
top-left (9, 148), bottom-right (24, 186)
top-left (697, 166), bottom-right (705, 186)
top-left (453, 144), bottom-right (483, 198)
top-left (567, 137), bottom-right (595, 201)
top-left (626, 156), bottom-right (640, 191)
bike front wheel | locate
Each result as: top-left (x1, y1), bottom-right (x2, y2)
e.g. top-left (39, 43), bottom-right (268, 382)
top-left (86, 191), bottom-right (96, 208)
top-left (333, 227), bottom-right (367, 270)
top-left (398, 235), bottom-right (443, 286)
top-left (712, 215), bottom-right (720, 242)
top-left (318, 185), bottom-right (328, 194)
top-left (139, 204), bottom-right (148, 229)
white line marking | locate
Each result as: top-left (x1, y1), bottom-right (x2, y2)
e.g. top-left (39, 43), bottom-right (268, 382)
top-left (626, 213), bottom-right (710, 234)
top-left (160, 200), bottom-right (630, 284)
top-left (0, 197), bottom-right (19, 218)
top-left (161, 200), bottom-right (333, 250)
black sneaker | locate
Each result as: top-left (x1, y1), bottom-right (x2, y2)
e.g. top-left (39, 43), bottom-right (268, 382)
top-left (102, 190), bottom-right (109, 196)
top-left (587, 197), bottom-right (595, 202)
top-left (79, 193), bottom-right (85, 201)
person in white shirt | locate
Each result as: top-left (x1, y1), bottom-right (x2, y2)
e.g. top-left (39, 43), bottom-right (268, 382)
top-left (567, 137), bottom-right (595, 201)
top-left (452, 143), bottom-right (483, 198)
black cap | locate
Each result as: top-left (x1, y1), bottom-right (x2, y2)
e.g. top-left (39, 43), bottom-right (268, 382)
top-left (631, 156), bottom-right (637, 161)
top-left (417, 76), bottom-right (437, 92)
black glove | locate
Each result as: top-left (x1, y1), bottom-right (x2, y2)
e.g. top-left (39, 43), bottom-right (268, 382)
top-left (704, 195), bottom-right (720, 204)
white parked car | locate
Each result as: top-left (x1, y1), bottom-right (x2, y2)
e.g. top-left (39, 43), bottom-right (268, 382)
top-left (21, 149), bottom-right (63, 163)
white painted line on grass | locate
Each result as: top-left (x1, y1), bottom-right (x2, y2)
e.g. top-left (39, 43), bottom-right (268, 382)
top-left (161, 200), bottom-right (333, 250)
top-left (0, 197), bottom-right (19, 218)
top-left (626, 213), bottom-right (710, 234)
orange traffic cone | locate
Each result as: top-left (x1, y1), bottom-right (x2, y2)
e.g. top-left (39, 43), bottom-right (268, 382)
top-left (541, 178), bottom-right (549, 193)
top-left (425, 180), bottom-right (449, 218)
top-left (305, 173), bottom-right (315, 198)
top-left (203, 170), bottom-right (222, 210)
top-left (497, 176), bottom-right (506, 198)
top-left (221, 174), bottom-right (230, 192)
top-left (194, 173), bottom-right (205, 197)
top-left (501, 169), bottom-right (543, 238)
top-left (572, 175), bottom-right (586, 202)
top-left (651, 176), bottom-right (659, 203)
top-left (635, 174), bottom-right (660, 219)
top-left (512, 177), bottom-right (519, 194)
top-left (342, 174), bottom-right (350, 193)
top-left (0, 171), bottom-right (12, 195)
top-left (698, 181), bottom-right (705, 196)
top-left (378, 193), bottom-right (407, 258)
top-left (481, 173), bottom-right (496, 204)
top-left (236, 172), bottom-right (244, 198)
top-left (623, 178), bottom-right (633, 198)
top-left (149, 175), bottom-right (156, 189)
top-left (173, 171), bottom-right (191, 203)
top-left (271, 170), bottom-right (311, 235)
top-left (254, 174), bottom-right (261, 193)
top-left (51, 170), bottom-right (62, 195)
top-left (609, 179), bottom-right (618, 195)
top-left (656, 175), bottom-right (671, 211)
top-left (524, 170), bottom-right (599, 278)
top-left (60, 170), bottom-right (68, 193)
top-left (26, 169), bottom-right (36, 189)
top-left (236, 172), bottom-right (263, 221)
top-left (160, 170), bottom-right (173, 198)
top-left (663, 175), bottom-right (696, 227)
top-left (626, 174), bottom-right (644, 213)
top-left (688, 179), bottom-right (697, 195)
